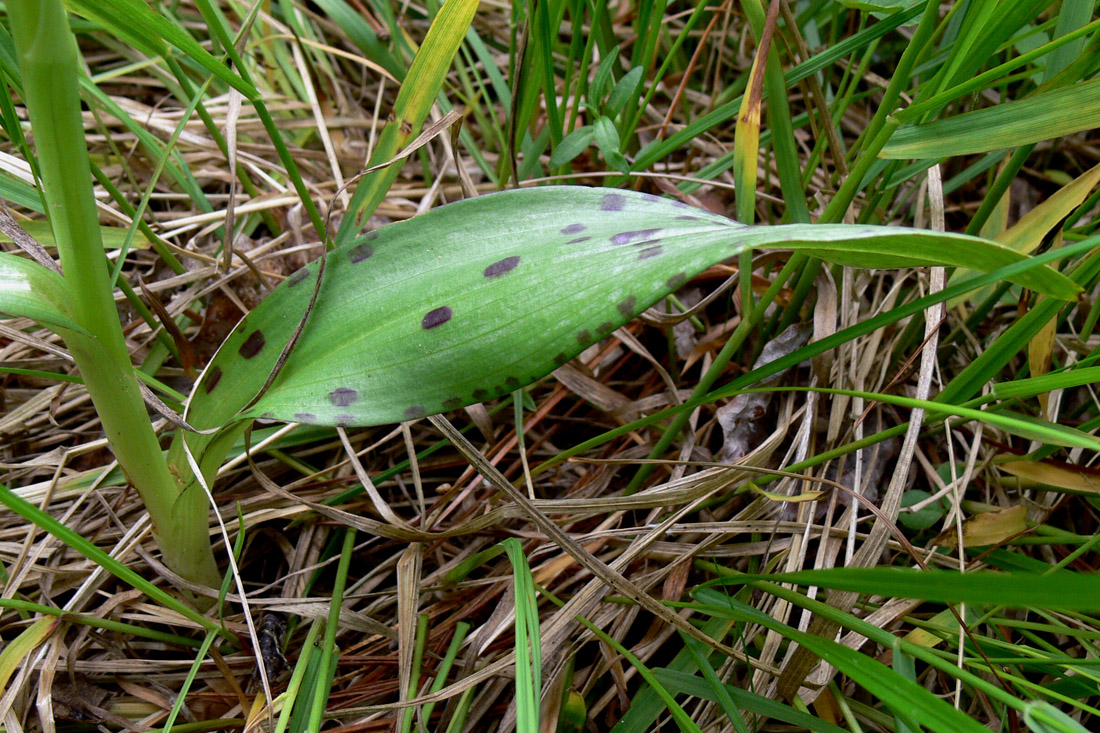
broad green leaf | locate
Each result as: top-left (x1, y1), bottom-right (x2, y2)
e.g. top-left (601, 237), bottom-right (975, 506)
top-left (882, 79), bottom-right (1100, 158)
top-left (185, 186), bottom-right (1079, 431)
top-left (0, 252), bottom-right (86, 335)
top-left (745, 568), bottom-right (1100, 610)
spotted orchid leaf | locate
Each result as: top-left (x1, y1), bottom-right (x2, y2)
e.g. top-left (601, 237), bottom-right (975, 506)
top-left (184, 186), bottom-right (1078, 431)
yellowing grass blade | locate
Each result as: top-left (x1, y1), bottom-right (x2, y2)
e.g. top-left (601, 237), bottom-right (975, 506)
top-left (0, 617), bottom-right (60, 694)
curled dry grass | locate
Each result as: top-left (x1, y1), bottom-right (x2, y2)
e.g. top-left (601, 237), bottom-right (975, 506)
top-left (1, 1), bottom-right (1099, 731)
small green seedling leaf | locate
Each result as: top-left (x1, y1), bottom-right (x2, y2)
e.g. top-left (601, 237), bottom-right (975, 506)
top-left (607, 66), bottom-right (644, 115)
top-left (184, 186), bottom-right (1079, 432)
top-left (899, 489), bottom-right (945, 530)
top-left (593, 117), bottom-right (629, 173)
top-left (550, 125), bottom-right (596, 168)
top-left (589, 45), bottom-right (621, 108)
top-left (0, 252), bottom-right (87, 335)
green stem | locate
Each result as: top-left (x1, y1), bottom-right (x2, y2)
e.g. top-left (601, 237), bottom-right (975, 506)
top-left (9, 0), bottom-right (219, 591)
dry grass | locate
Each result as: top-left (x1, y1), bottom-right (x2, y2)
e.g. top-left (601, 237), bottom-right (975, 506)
top-left (1, 1), bottom-right (1099, 731)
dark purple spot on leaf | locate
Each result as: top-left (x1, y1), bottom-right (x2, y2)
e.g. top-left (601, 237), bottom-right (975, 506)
top-left (577, 329), bottom-right (591, 344)
top-left (259, 412), bottom-right (275, 420)
top-left (597, 321), bottom-right (614, 334)
top-left (204, 365), bottom-right (222, 394)
top-left (601, 193), bottom-right (625, 211)
top-left (404, 405), bottom-right (426, 420)
top-left (553, 352), bottom-right (570, 366)
top-left (561, 223), bottom-right (586, 235)
top-left (239, 330), bottom-right (266, 359)
top-left (443, 397), bottom-right (463, 411)
top-left (667, 272), bottom-right (688, 289)
top-left (422, 306), bottom-right (453, 329)
top-left (294, 412), bottom-right (316, 423)
top-left (676, 215), bottom-right (702, 221)
top-left (617, 296), bottom-right (637, 318)
top-left (641, 193), bottom-right (661, 203)
top-left (349, 243), bottom-right (374, 263)
top-left (672, 199), bottom-right (690, 208)
top-left (286, 268), bottom-right (311, 287)
top-left (567, 236), bottom-right (591, 244)
top-left (472, 388), bottom-right (490, 402)
top-left (504, 376), bottom-right (520, 390)
top-left (639, 245), bottom-right (664, 260)
top-left (484, 256), bottom-right (520, 278)
top-left (329, 387), bottom-right (358, 407)
top-left (611, 229), bottom-right (661, 245)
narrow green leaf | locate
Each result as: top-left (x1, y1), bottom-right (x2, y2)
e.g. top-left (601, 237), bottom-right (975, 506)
top-left (1, 220), bottom-right (152, 251)
top-left (882, 79), bottom-right (1100, 158)
top-left (652, 668), bottom-right (847, 733)
top-left (185, 186), bottom-right (1080, 433)
top-left (993, 367), bottom-right (1100, 400)
top-left (748, 568), bottom-right (1100, 610)
top-left (334, 0), bottom-right (479, 243)
top-left (0, 251), bottom-right (86, 335)
top-left (0, 485), bottom-right (225, 637)
top-left (65, 0), bottom-right (258, 99)
top-left (590, 45), bottom-right (621, 108)
top-left (693, 592), bottom-right (989, 733)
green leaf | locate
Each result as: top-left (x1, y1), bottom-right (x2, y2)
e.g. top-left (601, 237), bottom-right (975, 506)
top-left (882, 79), bottom-right (1100, 158)
top-left (693, 590), bottom-right (989, 733)
top-left (593, 116), bottom-right (629, 173)
top-left (549, 124), bottom-right (596, 168)
top-left (0, 220), bottom-right (152, 250)
top-left (899, 489), bottom-right (945, 530)
top-left (607, 66), bottom-right (644, 115)
top-left (745, 568), bottom-right (1100, 610)
top-left (64, 0), bottom-right (259, 99)
top-left (0, 252), bottom-right (87, 335)
top-left (590, 45), bottom-right (621, 108)
top-left (334, 0), bottom-right (479, 243)
top-left (185, 186), bottom-right (1079, 431)
top-left (1024, 700), bottom-right (1092, 733)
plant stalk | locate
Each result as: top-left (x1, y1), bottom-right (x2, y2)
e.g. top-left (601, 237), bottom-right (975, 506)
top-left (8, 0), bottom-right (220, 591)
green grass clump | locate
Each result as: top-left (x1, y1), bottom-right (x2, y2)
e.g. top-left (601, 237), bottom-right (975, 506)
top-left (0, 1), bottom-right (1099, 731)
